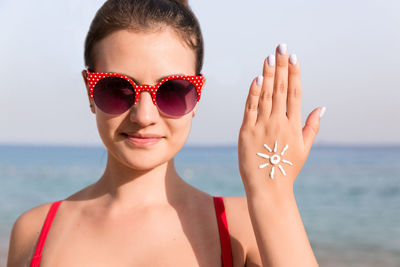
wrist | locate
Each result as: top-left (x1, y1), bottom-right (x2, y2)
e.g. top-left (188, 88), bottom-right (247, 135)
top-left (242, 174), bottom-right (295, 199)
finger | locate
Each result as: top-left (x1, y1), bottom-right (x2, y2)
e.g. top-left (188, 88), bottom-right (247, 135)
top-left (287, 54), bottom-right (302, 127)
top-left (243, 76), bottom-right (263, 127)
top-left (302, 107), bottom-right (323, 151)
top-left (256, 55), bottom-right (275, 124)
top-left (271, 43), bottom-right (289, 117)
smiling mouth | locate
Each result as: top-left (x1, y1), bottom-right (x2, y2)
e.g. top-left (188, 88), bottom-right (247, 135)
top-left (121, 133), bottom-right (163, 146)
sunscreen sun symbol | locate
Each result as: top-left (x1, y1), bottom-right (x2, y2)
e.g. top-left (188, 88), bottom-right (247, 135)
top-left (256, 141), bottom-right (293, 179)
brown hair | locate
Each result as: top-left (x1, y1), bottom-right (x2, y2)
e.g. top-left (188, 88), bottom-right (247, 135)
top-left (84, 0), bottom-right (204, 74)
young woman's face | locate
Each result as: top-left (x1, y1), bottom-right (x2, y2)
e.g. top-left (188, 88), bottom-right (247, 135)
top-left (82, 28), bottom-right (199, 170)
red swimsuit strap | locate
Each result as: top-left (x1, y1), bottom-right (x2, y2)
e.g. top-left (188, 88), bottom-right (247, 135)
top-left (30, 198), bottom-right (231, 266)
top-left (213, 196), bottom-right (233, 267)
top-left (30, 200), bottom-right (63, 267)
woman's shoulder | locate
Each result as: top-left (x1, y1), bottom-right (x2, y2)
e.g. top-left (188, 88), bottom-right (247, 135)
top-left (7, 201), bottom-right (56, 266)
top-left (221, 196), bottom-right (262, 266)
top-left (220, 196), bottom-right (252, 236)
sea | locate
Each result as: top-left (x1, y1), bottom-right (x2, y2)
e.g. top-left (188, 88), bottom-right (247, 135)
top-left (0, 144), bottom-right (399, 266)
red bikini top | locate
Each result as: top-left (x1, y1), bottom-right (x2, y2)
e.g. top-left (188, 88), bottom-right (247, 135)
top-left (30, 196), bottom-right (233, 267)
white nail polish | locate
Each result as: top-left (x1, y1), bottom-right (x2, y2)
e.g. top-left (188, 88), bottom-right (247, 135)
top-left (268, 55), bottom-right (275, 66)
top-left (289, 54), bottom-right (297, 65)
top-left (278, 43), bottom-right (287, 55)
top-left (319, 106), bottom-right (327, 118)
top-left (256, 75), bottom-right (263, 86)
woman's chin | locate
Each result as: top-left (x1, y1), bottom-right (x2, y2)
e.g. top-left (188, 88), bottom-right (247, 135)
top-left (115, 143), bottom-right (172, 171)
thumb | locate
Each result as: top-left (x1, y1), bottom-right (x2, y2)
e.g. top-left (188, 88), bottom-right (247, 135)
top-left (302, 106), bottom-right (326, 150)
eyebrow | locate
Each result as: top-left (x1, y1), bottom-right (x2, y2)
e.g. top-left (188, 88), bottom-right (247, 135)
top-left (119, 72), bottom-right (186, 84)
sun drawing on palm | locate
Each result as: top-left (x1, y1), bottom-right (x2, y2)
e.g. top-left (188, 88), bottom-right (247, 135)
top-left (256, 141), bottom-right (293, 179)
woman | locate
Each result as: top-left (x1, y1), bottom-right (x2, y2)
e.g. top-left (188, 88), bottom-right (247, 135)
top-left (7, 0), bottom-right (325, 266)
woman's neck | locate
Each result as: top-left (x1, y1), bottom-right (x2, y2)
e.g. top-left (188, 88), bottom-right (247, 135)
top-left (87, 153), bottom-right (192, 212)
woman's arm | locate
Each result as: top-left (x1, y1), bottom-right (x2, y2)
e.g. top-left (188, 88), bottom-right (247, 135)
top-left (7, 212), bottom-right (34, 267)
top-left (245, 185), bottom-right (318, 267)
top-left (7, 203), bottom-right (52, 267)
top-left (238, 44), bottom-right (324, 267)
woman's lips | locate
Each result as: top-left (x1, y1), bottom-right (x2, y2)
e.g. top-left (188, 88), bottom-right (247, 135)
top-left (122, 134), bottom-right (163, 147)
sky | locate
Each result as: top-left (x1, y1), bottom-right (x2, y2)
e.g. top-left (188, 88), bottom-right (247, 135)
top-left (0, 0), bottom-right (399, 146)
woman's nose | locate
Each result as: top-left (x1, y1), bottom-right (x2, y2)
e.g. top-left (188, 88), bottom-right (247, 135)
top-left (129, 91), bottom-right (159, 126)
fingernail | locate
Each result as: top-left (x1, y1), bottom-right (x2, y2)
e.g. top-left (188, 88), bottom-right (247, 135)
top-left (319, 106), bottom-right (327, 118)
top-left (289, 54), bottom-right (297, 65)
top-left (256, 75), bottom-right (263, 86)
top-left (278, 43), bottom-right (287, 55)
top-left (268, 54), bottom-right (275, 66)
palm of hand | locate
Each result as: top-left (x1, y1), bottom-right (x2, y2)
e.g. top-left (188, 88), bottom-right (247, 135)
top-left (238, 44), bottom-right (324, 193)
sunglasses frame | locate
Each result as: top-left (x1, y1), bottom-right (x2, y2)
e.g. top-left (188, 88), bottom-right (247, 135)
top-left (84, 69), bottom-right (205, 108)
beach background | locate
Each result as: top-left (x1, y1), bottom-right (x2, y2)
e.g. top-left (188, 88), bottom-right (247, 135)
top-left (1, 0), bottom-right (400, 266)
top-left (1, 144), bottom-right (399, 266)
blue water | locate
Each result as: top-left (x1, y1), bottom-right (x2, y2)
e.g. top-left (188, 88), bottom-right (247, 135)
top-left (1, 144), bottom-right (399, 266)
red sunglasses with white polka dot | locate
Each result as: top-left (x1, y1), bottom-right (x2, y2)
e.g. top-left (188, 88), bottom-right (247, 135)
top-left (84, 69), bottom-right (205, 117)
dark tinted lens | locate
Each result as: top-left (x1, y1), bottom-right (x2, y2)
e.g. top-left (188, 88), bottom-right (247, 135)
top-left (156, 79), bottom-right (197, 117)
top-left (93, 77), bottom-right (135, 114)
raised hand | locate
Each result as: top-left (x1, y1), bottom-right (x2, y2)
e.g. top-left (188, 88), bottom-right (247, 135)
top-left (238, 44), bottom-right (324, 267)
top-left (238, 43), bottom-right (325, 194)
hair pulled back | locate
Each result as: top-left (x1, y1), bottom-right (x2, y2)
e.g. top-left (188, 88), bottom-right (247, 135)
top-left (84, 0), bottom-right (204, 74)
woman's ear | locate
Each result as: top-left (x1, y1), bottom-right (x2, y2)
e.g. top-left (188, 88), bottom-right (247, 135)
top-left (192, 102), bottom-right (198, 118)
top-left (81, 70), bottom-right (96, 114)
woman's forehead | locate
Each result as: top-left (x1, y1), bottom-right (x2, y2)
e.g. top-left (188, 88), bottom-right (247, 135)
top-left (95, 30), bottom-right (196, 77)
top-left (93, 29), bottom-right (196, 74)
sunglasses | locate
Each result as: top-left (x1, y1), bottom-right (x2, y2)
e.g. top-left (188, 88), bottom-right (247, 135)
top-left (85, 69), bottom-right (206, 117)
